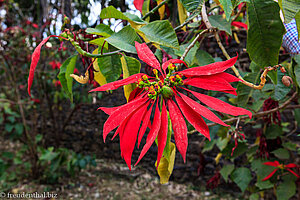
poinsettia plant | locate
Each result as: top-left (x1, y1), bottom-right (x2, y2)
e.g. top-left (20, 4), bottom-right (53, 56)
top-left (25, 0), bottom-right (300, 198)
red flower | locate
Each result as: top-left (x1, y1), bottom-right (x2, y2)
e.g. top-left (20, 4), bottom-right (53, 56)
top-left (262, 161), bottom-right (300, 181)
top-left (90, 42), bottom-right (252, 170)
top-left (231, 21), bottom-right (248, 30)
top-left (49, 61), bottom-right (61, 70)
top-left (54, 80), bottom-right (61, 87)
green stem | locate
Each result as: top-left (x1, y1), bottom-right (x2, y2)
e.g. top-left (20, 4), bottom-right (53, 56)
top-left (142, 0), bottom-right (169, 20)
top-left (68, 36), bottom-right (122, 58)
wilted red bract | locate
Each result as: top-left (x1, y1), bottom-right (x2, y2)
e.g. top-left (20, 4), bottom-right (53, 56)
top-left (90, 42), bottom-right (252, 170)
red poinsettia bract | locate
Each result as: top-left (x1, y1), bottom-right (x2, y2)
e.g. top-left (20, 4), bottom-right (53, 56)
top-left (262, 161), bottom-right (300, 181)
top-left (90, 42), bottom-right (252, 170)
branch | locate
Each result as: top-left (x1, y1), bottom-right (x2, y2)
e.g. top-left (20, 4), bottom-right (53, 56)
top-left (180, 29), bottom-right (209, 61)
top-left (142, 0), bottom-right (169, 20)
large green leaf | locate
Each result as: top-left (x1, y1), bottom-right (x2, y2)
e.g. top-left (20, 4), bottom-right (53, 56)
top-left (247, 0), bottom-right (285, 84)
top-left (219, 0), bottom-right (233, 21)
top-left (105, 26), bottom-right (142, 54)
top-left (97, 46), bottom-right (122, 83)
top-left (138, 20), bottom-right (179, 49)
top-left (180, 0), bottom-right (204, 12)
top-left (276, 175), bottom-right (297, 200)
top-left (282, 0), bottom-right (300, 23)
top-left (208, 15), bottom-right (232, 35)
top-left (220, 164), bottom-right (234, 182)
top-left (85, 24), bottom-right (113, 37)
top-left (100, 6), bottom-right (147, 28)
top-left (193, 50), bottom-right (215, 66)
top-left (296, 12), bottom-right (300, 41)
top-left (293, 54), bottom-right (300, 88)
top-left (271, 148), bottom-right (290, 160)
top-left (231, 167), bottom-right (252, 193)
top-left (58, 55), bottom-right (78, 102)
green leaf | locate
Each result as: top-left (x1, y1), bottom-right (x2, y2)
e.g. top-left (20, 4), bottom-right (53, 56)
top-left (216, 137), bottom-right (229, 151)
top-left (208, 15), bottom-right (232, 35)
top-left (294, 108), bottom-right (300, 125)
top-left (106, 26), bottom-right (142, 54)
top-left (272, 148), bottom-right (290, 159)
top-left (138, 20), bottom-right (179, 49)
top-left (276, 175), bottom-right (296, 200)
top-left (58, 55), bottom-right (78, 102)
top-left (296, 12), bottom-right (300, 41)
top-left (251, 159), bottom-right (277, 181)
top-left (271, 70), bottom-right (292, 101)
top-left (282, 0), bottom-right (300, 23)
top-left (100, 6), bottom-right (147, 29)
top-left (222, 142), bottom-right (248, 158)
top-left (265, 124), bottom-right (283, 139)
top-left (293, 54), bottom-right (300, 88)
top-left (255, 180), bottom-right (274, 189)
top-left (249, 193), bottom-right (259, 200)
top-left (247, 0), bottom-right (285, 83)
top-left (85, 24), bottom-right (113, 37)
top-left (202, 140), bottom-right (216, 152)
top-left (193, 50), bottom-right (215, 66)
top-left (120, 56), bottom-right (141, 101)
top-left (219, 0), bottom-right (233, 21)
top-left (220, 164), bottom-right (234, 182)
top-left (236, 69), bottom-right (260, 107)
top-left (180, 0), bottom-right (205, 12)
top-left (96, 46), bottom-right (122, 83)
top-left (174, 43), bottom-right (198, 65)
top-left (231, 167), bottom-right (252, 192)
top-left (282, 142), bottom-right (297, 151)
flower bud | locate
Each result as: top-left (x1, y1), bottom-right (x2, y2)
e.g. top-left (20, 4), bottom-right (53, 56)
top-left (281, 75), bottom-right (293, 87)
top-left (161, 86), bottom-right (174, 99)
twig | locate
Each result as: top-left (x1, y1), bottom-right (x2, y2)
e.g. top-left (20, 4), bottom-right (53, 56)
top-left (201, 5), bottom-right (212, 30)
top-left (180, 29), bottom-right (209, 60)
top-left (188, 92), bottom-right (298, 134)
top-left (174, 19), bottom-right (194, 31)
top-left (232, 3), bottom-right (245, 22)
top-left (142, 0), bottom-right (169, 20)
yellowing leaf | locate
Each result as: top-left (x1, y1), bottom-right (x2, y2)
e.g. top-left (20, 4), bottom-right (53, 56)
top-left (92, 49), bottom-right (107, 86)
top-left (157, 0), bottom-right (165, 20)
top-left (155, 142), bottom-right (176, 184)
top-left (120, 56), bottom-right (133, 101)
top-left (215, 152), bottom-right (222, 164)
top-left (177, 0), bottom-right (187, 31)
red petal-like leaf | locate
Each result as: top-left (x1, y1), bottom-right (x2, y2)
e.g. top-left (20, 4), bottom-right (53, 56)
top-left (156, 99), bottom-right (168, 167)
top-left (128, 87), bottom-right (143, 102)
top-left (262, 169), bottom-right (278, 181)
top-left (286, 168), bottom-right (300, 178)
top-left (162, 59), bottom-right (188, 72)
top-left (182, 88), bottom-right (252, 118)
top-left (180, 56), bottom-right (238, 76)
top-left (167, 100), bottom-right (188, 162)
top-left (184, 76), bottom-right (237, 95)
top-left (182, 72), bottom-right (241, 83)
top-left (90, 73), bottom-right (147, 92)
top-left (28, 35), bottom-right (67, 96)
top-left (120, 104), bottom-right (148, 170)
top-left (285, 163), bottom-right (297, 168)
top-left (135, 100), bottom-right (161, 166)
top-left (135, 42), bottom-right (161, 72)
top-left (231, 21), bottom-right (248, 30)
top-left (134, 0), bottom-right (144, 13)
top-left (263, 161), bottom-right (280, 167)
top-left (98, 107), bottom-right (119, 115)
top-left (103, 96), bottom-right (148, 142)
top-left (137, 104), bottom-right (154, 148)
top-left (179, 92), bottom-right (229, 127)
top-left (175, 94), bottom-right (210, 140)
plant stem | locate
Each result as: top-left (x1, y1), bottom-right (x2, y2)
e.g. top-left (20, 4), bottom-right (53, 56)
top-left (142, 0), bottom-right (169, 20)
